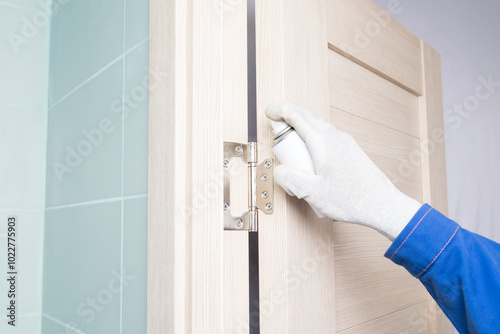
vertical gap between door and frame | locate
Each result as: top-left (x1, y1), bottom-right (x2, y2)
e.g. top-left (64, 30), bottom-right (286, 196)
top-left (247, 0), bottom-right (260, 333)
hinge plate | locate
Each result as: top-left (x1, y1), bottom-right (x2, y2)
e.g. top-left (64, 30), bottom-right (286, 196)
top-left (256, 159), bottom-right (274, 214)
top-left (223, 142), bottom-right (274, 231)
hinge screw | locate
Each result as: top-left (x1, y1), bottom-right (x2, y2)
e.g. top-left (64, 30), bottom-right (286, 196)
top-left (235, 219), bottom-right (243, 228)
top-left (261, 174), bottom-right (268, 181)
top-left (265, 203), bottom-right (273, 211)
top-left (223, 160), bottom-right (229, 168)
top-left (265, 161), bottom-right (272, 169)
top-left (223, 203), bottom-right (230, 212)
top-left (262, 191), bottom-right (269, 199)
top-left (235, 146), bottom-right (243, 154)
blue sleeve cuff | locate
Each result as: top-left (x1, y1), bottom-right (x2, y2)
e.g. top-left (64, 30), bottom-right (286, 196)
top-left (384, 203), bottom-right (461, 278)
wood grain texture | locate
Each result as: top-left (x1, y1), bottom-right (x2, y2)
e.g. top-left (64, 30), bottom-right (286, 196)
top-left (256, 0), bottom-right (336, 333)
top-left (329, 49), bottom-right (420, 138)
top-left (222, 1), bottom-right (250, 332)
top-left (330, 107), bottom-right (423, 203)
top-left (327, 0), bottom-right (423, 95)
top-left (333, 223), bottom-right (427, 331)
top-left (149, 0), bottom-right (452, 333)
top-left (329, 104), bottom-right (426, 331)
top-left (255, 2), bottom-right (290, 332)
top-left (149, 0), bottom-right (249, 332)
top-left (419, 41), bottom-right (454, 334)
top-left (419, 42), bottom-right (448, 215)
top-left (148, 0), bottom-right (188, 332)
top-left (337, 302), bottom-right (430, 334)
top-left (327, 3), bottom-right (451, 332)
top-left (188, 1), bottom-right (225, 331)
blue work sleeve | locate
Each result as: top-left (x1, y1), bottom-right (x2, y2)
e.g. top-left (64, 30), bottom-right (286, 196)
top-left (384, 203), bottom-right (500, 334)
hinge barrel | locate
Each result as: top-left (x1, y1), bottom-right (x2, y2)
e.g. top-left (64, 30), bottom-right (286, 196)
top-left (223, 141), bottom-right (273, 231)
top-left (248, 142), bottom-right (258, 232)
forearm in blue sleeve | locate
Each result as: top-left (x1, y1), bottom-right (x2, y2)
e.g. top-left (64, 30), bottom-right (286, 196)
top-left (385, 204), bottom-right (500, 334)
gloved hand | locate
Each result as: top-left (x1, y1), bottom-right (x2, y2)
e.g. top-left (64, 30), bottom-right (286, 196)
top-left (266, 102), bottom-right (422, 241)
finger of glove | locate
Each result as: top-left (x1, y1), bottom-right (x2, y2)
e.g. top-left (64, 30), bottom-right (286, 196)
top-left (274, 164), bottom-right (321, 201)
top-left (265, 102), bottom-right (324, 144)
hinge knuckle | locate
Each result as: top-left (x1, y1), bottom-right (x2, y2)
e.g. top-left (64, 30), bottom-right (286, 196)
top-left (223, 141), bottom-right (274, 231)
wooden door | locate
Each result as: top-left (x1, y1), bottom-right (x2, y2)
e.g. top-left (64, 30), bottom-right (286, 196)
top-left (148, 0), bottom-right (452, 333)
top-left (255, 0), bottom-right (453, 333)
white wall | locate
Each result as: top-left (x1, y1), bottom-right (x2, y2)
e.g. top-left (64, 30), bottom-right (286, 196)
top-left (372, 0), bottom-right (500, 243)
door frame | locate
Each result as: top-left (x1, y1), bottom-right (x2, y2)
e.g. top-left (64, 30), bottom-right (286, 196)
top-left (148, 0), bottom-right (250, 332)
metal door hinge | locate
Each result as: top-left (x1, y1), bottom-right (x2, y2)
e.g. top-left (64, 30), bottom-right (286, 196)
top-left (223, 141), bottom-right (274, 231)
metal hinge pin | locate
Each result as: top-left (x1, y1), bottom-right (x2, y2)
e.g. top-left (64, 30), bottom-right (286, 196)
top-left (223, 142), bottom-right (274, 231)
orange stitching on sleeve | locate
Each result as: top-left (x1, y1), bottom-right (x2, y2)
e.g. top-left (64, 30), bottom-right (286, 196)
top-left (390, 207), bottom-right (433, 260)
top-left (415, 225), bottom-right (460, 278)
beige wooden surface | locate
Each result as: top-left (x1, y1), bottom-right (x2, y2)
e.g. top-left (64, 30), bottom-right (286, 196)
top-left (419, 41), bottom-right (452, 334)
top-left (329, 50), bottom-right (420, 137)
top-left (222, 1), bottom-right (250, 332)
top-left (255, 0), bottom-right (453, 333)
top-left (329, 107), bottom-right (423, 202)
top-left (256, 0), bottom-right (336, 333)
top-left (329, 68), bottom-right (427, 330)
top-left (327, 1), bottom-right (453, 332)
top-left (150, 0), bottom-right (453, 333)
top-left (148, 0), bottom-right (188, 332)
top-left (333, 223), bottom-right (427, 331)
top-left (328, 1), bottom-right (453, 333)
top-left (148, 0), bottom-right (249, 332)
top-left (337, 302), bottom-right (430, 334)
top-left (327, 0), bottom-right (423, 95)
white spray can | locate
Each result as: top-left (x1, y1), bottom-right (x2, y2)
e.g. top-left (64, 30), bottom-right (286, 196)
top-left (270, 120), bottom-right (325, 218)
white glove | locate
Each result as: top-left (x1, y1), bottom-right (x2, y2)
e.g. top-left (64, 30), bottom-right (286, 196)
top-left (266, 102), bottom-right (422, 241)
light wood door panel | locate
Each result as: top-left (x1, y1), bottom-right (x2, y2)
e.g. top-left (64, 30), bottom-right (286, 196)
top-left (419, 41), bottom-right (450, 334)
top-left (327, 0), bottom-right (423, 95)
top-left (329, 50), bottom-right (420, 138)
top-left (337, 302), bottom-right (430, 334)
top-left (149, 0), bottom-right (452, 333)
top-left (326, 1), bottom-right (450, 331)
top-left (328, 37), bottom-right (428, 330)
top-left (256, 0), bottom-right (452, 333)
top-left (333, 223), bottom-right (427, 331)
top-left (256, 0), bottom-right (336, 333)
top-left (325, 2), bottom-right (451, 329)
top-left (330, 107), bottom-right (423, 202)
